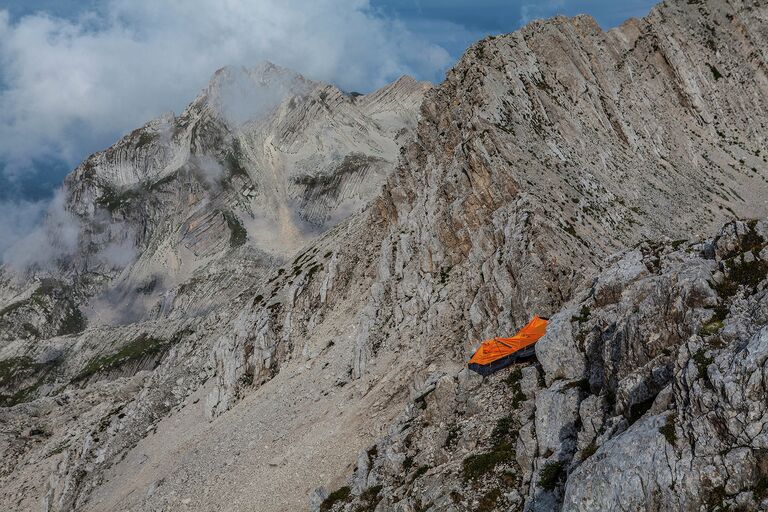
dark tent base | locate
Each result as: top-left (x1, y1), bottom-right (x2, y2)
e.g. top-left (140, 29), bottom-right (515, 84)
top-left (467, 345), bottom-right (537, 376)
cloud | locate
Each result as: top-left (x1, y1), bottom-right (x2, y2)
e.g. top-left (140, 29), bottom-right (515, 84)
top-left (93, 230), bottom-right (138, 269)
top-left (0, 199), bottom-right (49, 256)
top-left (0, 0), bottom-right (452, 188)
top-left (211, 64), bottom-right (313, 126)
top-left (0, 0), bottom-right (453, 263)
top-left (1, 190), bottom-right (80, 272)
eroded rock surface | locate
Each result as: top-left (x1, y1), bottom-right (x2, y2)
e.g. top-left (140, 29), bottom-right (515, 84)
top-left (2, 0), bottom-right (768, 511)
top-left (324, 219), bottom-right (768, 512)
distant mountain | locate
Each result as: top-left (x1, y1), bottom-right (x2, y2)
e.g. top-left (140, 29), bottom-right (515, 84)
top-left (1, 62), bottom-right (429, 329)
top-left (2, 1), bottom-right (768, 511)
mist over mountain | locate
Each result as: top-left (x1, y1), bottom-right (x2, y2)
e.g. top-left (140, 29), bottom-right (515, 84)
top-left (0, 0), bottom-right (454, 254)
top-left (2, 1), bottom-right (768, 511)
top-left (0, 1), bottom-right (657, 257)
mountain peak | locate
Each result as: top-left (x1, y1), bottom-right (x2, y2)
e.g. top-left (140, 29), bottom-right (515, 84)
top-left (5, 2), bottom-right (768, 511)
top-left (200, 63), bottom-right (315, 124)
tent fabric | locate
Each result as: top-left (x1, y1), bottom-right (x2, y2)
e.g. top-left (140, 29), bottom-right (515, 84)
top-left (467, 316), bottom-right (548, 375)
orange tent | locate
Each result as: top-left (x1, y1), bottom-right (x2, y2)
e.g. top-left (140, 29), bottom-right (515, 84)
top-left (468, 315), bottom-right (548, 376)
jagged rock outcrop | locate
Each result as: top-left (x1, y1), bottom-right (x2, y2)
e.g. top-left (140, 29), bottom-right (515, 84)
top-left (3, 0), bottom-right (768, 511)
top-left (325, 218), bottom-right (768, 511)
top-left (561, 220), bottom-right (768, 511)
top-left (358, 0), bottom-right (768, 366)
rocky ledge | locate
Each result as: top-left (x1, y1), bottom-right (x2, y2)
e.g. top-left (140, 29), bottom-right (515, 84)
top-left (318, 219), bottom-right (768, 512)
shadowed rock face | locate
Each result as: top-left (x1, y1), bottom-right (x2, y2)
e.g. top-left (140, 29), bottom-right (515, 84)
top-left (2, 0), bottom-right (768, 511)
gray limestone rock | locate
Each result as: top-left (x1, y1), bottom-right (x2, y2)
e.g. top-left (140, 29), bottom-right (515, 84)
top-left (4, 0), bottom-right (768, 511)
top-left (536, 310), bottom-right (587, 385)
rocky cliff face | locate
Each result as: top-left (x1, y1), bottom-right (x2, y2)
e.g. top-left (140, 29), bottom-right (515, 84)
top-left (2, 0), bottom-right (768, 511)
top-left (330, 218), bottom-right (768, 511)
top-left (0, 63), bottom-right (429, 336)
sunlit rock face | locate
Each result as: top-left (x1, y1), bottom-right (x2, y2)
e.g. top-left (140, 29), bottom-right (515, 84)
top-left (66, 62), bottom-right (427, 283)
top-left (3, 0), bottom-right (768, 511)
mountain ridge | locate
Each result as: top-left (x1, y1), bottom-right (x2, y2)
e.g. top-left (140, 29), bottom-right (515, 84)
top-left (2, 0), bottom-right (768, 511)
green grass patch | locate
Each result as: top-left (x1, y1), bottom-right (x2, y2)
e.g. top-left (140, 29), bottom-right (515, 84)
top-left (292, 154), bottom-right (381, 194)
top-left (76, 333), bottom-right (169, 382)
top-left (223, 140), bottom-right (249, 180)
top-left (476, 488), bottom-right (502, 512)
top-left (59, 307), bottom-right (86, 336)
top-left (729, 256), bottom-right (768, 291)
top-left (505, 366), bottom-right (526, 409)
top-left (693, 349), bottom-right (714, 382)
top-left (699, 320), bottom-right (724, 336)
top-left (221, 210), bottom-right (248, 248)
top-left (713, 256), bottom-right (768, 299)
top-left (571, 305), bottom-right (591, 324)
top-left (0, 377), bottom-right (46, 407)
top-left (491, 415), bottom-right (514, 445)
top-left (462, 441), bottom-right (514, 481)
top-left (710, 302), bottom-right (729, 323)
top-left (505, 366), bottom-right (522, 386)
top-left (320, 486), bottom-right (351, 512)
top-left (659, 413), bottom-right (677, 446)
top-left (97, 186), bottom-right (141, 213)
top-left (135, 131), bottom-right (157, 149)
top-left (356, 485), bottom-right (383, 511)
top-left (539, 461), bottom-right (565, 491)
top-left (0, 356), bottom-right (56, 407)
top-left (0, 279), bottom-right (60, 317)
top-left (0, 356), bottom-right (38, 388)
top-left (413, 465), bottom-right (429, 479)
top-left (147, 170), bottom-right (179, 191)
top-left (671, 239), bottom-right (688, 250)
top-left (717, 221), bottom-right (763, 260)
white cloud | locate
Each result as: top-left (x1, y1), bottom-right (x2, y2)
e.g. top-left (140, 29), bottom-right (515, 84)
top-left (0, 0), bottom-right (453, 263)
top-left (0, 0), bottom-right (452, 180)
top-left (0, 199), bottom-right (49, 257)
top-left (2, 190), bottom-right (80, 271)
